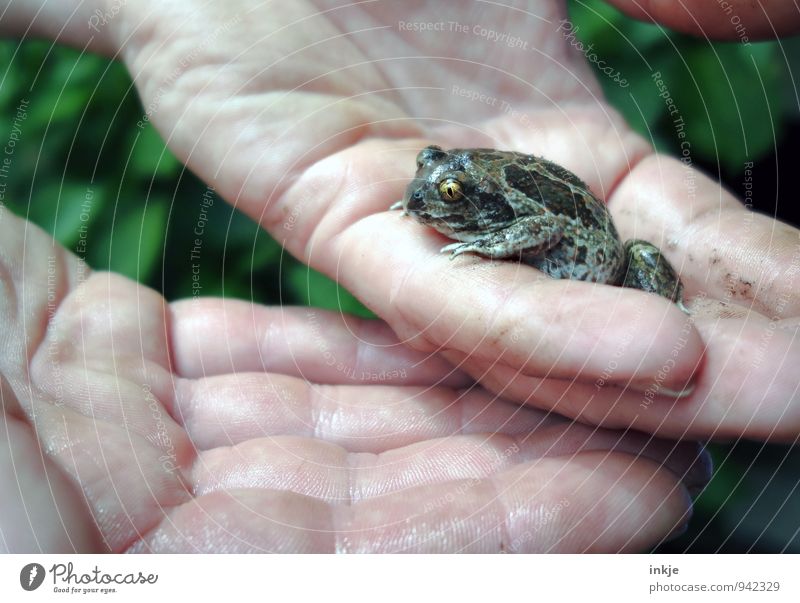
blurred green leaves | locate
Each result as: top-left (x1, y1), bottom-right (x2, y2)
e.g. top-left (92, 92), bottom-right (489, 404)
top-left (569, 0), bottom-right (789, 173)
top-left (129, 123), bottom-right (182, 178)
top-left (0, 40), bottom-right (371, 315)
top-left (286, 266), bottom-right (375, 318)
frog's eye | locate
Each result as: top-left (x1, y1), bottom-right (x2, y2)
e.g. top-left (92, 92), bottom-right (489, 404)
top-left (438, 178), bottom-right (463, 202)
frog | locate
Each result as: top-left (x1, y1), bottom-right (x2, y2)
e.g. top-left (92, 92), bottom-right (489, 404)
top-left (391, 145), bottom-right (686, 310)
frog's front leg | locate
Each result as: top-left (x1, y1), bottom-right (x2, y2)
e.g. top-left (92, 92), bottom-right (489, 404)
top-left (622, 239), bottom-right (687, 311)
top-left (441, 215), bottom-right (565, 260)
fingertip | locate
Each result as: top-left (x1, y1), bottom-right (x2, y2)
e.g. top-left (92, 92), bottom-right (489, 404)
top-left (610, 291), bottom-right (705, 393)
top-left (603, 0), bottom-right (800, 39)
top-left (534, 282), bottom-right (705, 392)
top-left (499, 453), bottom-right (693, 552)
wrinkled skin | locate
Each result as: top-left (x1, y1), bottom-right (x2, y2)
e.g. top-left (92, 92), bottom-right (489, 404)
top-left (1, 212), bottom-right (708, 552)
top-left (1, 0), bottom-right (799, 552)
top-left (92, 0), bottom-right (800, 440)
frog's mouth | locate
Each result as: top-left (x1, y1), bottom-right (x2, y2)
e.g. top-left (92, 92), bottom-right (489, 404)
top-left (426, 214), bottom-right (477, 236)
top-left (409, 211), bottom-right (456, 234)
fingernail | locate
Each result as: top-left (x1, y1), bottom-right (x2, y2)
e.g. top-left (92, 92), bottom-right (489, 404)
top-left (685, 445), bottom-right (714, 496)
top-left (627, 378), bottom-right (697, 399)
top-left (656, 381), bottom-right (697, 399)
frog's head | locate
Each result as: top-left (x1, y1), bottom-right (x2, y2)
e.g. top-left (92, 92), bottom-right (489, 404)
top-left (402, 145), bottom-right (514, 237)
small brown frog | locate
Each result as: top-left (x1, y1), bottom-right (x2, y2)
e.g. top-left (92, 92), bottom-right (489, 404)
top-left (392, 145), bottom-right (685, 309)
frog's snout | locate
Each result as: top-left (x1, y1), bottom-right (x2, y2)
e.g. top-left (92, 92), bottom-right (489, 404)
top-left (406, 188), bottom-right (425, 212)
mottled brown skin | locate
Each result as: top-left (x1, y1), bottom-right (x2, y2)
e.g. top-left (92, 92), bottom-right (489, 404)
top-left (392, 145), bottom-right (684, 306)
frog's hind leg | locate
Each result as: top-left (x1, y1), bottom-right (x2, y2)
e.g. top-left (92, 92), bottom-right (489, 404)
top-left (621, 239), bottom-right (688, 312)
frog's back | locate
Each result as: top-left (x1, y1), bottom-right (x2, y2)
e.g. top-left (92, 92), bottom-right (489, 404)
top-left (459, 149), bottom-right (625, 282)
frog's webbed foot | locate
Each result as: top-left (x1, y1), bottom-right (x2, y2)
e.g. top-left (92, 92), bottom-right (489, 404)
top-left (622, 239), bottom-right (687, 313)
top-left (440, 215), bottom-right (564, 260)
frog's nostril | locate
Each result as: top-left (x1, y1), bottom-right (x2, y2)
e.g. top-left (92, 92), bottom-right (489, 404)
top-left (407, 190), bottom-right (425, 210)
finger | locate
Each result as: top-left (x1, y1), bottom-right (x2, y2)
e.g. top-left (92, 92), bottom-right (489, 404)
top-left (605, 0), bottom-right (800, 39)
top-left (458, 304), bottom-right (800, 441)
top-left (176, 374), bottom-right (561, 451)
top-left (271, 140), bottom-right (704, 393)
top-left (0, 214), bottom-right (179, 441)
top-left (188, 432), bottom-right (709, 501)
top-left (7, 247), bottom-right (193, 469)
top-left (0, 214), bottom-right (192, 552)
top-left (612, 154), bottom-right (800, 318)
top-left (0, 409), bottom-right (101, 552)
top-left (347, 209), bottom-right (702, 390)
top-left (34, 271), bottom-right (172, 371)
top-left (29, 272), bottom-right (192, 460)
top-left (18, 402), bottom-right (192, 553)
top-left (170, 299), bottom-right (469, 386)
top-left (0, 212), bottom-right (88, 379)
top-left (336, 453), bottom-right (692, 552)
top-left (129, 452), bottom-right (692, 552)
top-left (177, 370), bottom-right (711, 483)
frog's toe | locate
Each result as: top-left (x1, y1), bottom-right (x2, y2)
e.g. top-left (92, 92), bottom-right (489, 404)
top-left (440, 242), bottom-right (471, 258)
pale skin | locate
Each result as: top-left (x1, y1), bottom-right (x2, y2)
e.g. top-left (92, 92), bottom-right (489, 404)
top-left (0, 211), bottom-right (708, 552)
top-left (1, 0), bottom-right (799, 552)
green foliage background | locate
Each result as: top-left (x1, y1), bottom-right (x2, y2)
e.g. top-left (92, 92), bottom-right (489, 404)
top-left (0, 37), bottom-right (370, 316)
top-left (1, 0), bottom-right (797, 552)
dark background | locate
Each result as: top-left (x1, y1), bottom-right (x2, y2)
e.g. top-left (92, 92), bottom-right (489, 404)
top-left (0, 0), bottom-right (797, 552)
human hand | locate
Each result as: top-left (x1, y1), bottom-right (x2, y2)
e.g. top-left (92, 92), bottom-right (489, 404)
top-left (0, 212), bottom-right (710, 552)
top-left (605, 0), bottom-right (800, 39)
top-left (90, 1), bottom-right (799, 442)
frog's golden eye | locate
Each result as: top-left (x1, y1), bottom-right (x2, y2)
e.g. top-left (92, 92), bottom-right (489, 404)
top-left (438, 178), bottom-right (463, 202)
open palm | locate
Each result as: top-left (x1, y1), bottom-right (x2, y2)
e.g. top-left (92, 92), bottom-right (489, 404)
top-left (1, 213), bottom-right (709, 552)
top-left (111, 0), bottom-right (800, 442)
